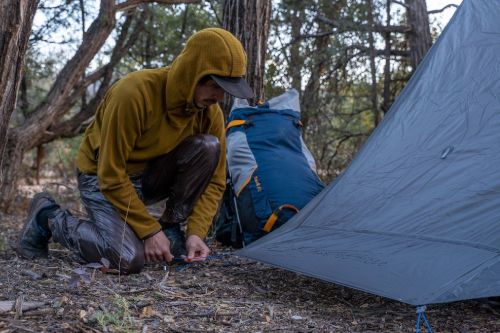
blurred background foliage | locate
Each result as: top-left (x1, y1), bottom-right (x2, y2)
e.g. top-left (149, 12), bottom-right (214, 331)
top-left (18, 0), bottom-right (455, 185)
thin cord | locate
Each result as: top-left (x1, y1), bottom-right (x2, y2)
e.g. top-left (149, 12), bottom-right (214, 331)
top-left (171, 252), bottom-right (232, 271)
top-left (415, 305), bottom-right (433, 333)
top-left (118, 194), bottom-right (132, 283)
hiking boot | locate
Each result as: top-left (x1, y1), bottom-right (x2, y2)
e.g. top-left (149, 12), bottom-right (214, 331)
top-left (17, 192), bottom-right (59, 259)
top-left (162, 223), bottom-right (187, 258)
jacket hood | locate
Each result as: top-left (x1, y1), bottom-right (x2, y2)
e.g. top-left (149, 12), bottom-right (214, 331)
top-left (166, 28), bottom-right (248, 111)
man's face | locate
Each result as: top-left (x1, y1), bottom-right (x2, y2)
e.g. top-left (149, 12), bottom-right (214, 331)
top-left (193, 79), bottom-right (225, 109)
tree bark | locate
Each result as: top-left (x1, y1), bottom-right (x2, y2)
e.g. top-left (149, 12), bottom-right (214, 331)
top-left (381, 0), bottom-right (392, 114)
top-left (366, 0), bottom-right (380, 127)
top-left (222, 0), bottom-right (271, 113)
top-left (288, 4), bottom-right (304, 93)
top-left (405, 0), bottom-right (432, 70)
top-left (0, 0), bottom-right (39, 187)
top-left (301, 34), bottom-right (329, 134)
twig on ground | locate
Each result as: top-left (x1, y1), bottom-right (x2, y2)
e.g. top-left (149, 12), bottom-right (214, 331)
top-left (21, 301), bottom-right (49, 313)
top-left (119, 287), bottom-right (155, 294)
top-left (7, 322), bottom-right (37, 333)
top-left (18, 307), bottom-right (53, 317)
top-left (173, 327), bottom-right (215, 333)
top-left (21, 269), bottom-right (44, 280)
top-left (175, 311), bottom-right (216, 318)
top-left (14, 295), bottom-right (24, 319)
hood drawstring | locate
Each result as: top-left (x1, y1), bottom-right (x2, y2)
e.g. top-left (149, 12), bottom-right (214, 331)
top-left (198, 108), bottom-right (204, 134)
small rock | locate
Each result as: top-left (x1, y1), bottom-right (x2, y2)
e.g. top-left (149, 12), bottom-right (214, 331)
top-left (163, 315), bottom-right (174, 323)
top-left (56, 307), bottom-right (65, 316)
top-left (291, 315), bottom-right (304, 320)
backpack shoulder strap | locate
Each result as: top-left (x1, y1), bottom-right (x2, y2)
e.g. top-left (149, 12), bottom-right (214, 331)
top-left (262, 204), bottom-right (299, 233)
top-left (226, 120), bottom-right (246, 131)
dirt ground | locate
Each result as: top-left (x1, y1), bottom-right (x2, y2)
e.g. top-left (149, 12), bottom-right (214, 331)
top-left (0, 182), bottom-right (499, 332)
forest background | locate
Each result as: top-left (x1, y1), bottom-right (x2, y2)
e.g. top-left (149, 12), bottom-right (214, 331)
top-left (0, 0), bottom-right (460, 210)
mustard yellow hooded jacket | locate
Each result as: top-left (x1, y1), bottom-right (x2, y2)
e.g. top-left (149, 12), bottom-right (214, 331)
top-left (76, 28), bottom-right (247, 239)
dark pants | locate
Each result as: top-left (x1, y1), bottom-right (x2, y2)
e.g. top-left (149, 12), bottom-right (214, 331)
top-left (49, 134), bottom-right (220, 274)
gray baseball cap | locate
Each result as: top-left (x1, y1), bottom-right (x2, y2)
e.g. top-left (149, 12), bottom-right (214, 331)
top-left (210, 74), bottom-right (254, 99)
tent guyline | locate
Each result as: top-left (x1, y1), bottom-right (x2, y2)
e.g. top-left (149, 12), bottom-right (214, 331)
top-left (415, 306), bottom-right (433, 333)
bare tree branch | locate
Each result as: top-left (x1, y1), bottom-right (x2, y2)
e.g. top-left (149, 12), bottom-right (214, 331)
top-left (40, 9), bottom-right (148, 144)
top-left (79, 0), bottom-right (86, 37)
top-left (428, 4), bottom-right (458, 15)
top-left (179, 5), bottom-right (189, 39)
top-left (366, 0), bottom-right (380, 127)
top-left (290, 39), bottom-right (409, 59)
top-left (316, 15), bottom-right (410, 34)
top-left (15, 0), bottom-right (116, 145)
top-left (291, 31), bottom-right (334, 43)
top-left (115, 0), bottom-right (200, 12)
top-left (326, 133), bottom-right (366, 172)
top-left (391, 0), bottom-right (408, 9)
top-left (207, 0), bottom-right (222, 26)
top-left (382, 0), bottom-right (392, 114)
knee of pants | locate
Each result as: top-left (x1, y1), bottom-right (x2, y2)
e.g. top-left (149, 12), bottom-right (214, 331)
top-left (190, 134), bottom-right (220, 157)
top-left (118, 244), bottom-right (145, 274)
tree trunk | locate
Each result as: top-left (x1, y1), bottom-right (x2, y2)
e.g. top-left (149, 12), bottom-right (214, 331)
top-left (366, 0), bottom-right (380, 127)
top-left (405, 0), bottom-right (432, 70)
top-left (222, 0), bottom-right (271, 115)
top-left (381, 0), bottom-right (392, 114)
top-left (301, 34), bottom-right (329, 134)
top-left (288, 5), bottom-right (304, 93)
top-left (0, 0), bottom-right (39, 189)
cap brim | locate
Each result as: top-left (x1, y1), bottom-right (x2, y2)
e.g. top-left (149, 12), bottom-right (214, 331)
top-left (211, 75), bottom-right (254, 99)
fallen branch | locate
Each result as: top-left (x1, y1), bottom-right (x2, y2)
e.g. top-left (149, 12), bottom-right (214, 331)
top-left (21, 269), bottom-right (44, 280)
top-left (175, 311), bottom-right (216, 318)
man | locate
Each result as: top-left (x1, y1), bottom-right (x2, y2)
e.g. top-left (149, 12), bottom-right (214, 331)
top-left (17, 27), bottom-right (253, 274)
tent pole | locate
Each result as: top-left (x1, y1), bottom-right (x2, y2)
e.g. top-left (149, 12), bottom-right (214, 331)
top-left (227, 164), bottom-right (245, 248)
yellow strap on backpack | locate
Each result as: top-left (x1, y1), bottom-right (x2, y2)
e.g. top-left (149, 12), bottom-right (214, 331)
top-left (262, 204), bottom-right (299, 233)
top-left (226, 120), bottom-right (246, 131)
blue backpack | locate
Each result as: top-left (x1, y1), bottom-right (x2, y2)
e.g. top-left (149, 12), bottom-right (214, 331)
top-left (215, 90), bottom-right (325, 246)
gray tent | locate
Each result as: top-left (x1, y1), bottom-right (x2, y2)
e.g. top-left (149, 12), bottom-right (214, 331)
top-left (239, 0), bottom-right (500, 306)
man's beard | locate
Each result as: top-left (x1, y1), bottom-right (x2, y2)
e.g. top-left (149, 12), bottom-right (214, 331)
top-left (195, 99), bottom-right (217, 109)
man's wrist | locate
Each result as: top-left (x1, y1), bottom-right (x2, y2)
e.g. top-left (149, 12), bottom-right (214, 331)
top-left (142, 229), bottom-right (162, 240)
top-left (185, 225), bottom-right (207, 239)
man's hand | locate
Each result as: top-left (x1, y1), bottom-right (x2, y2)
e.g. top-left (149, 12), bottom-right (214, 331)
top-left (144, 231), bottom-right (173, 263)
top-left (185, 235), bottom-right (210, 262)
